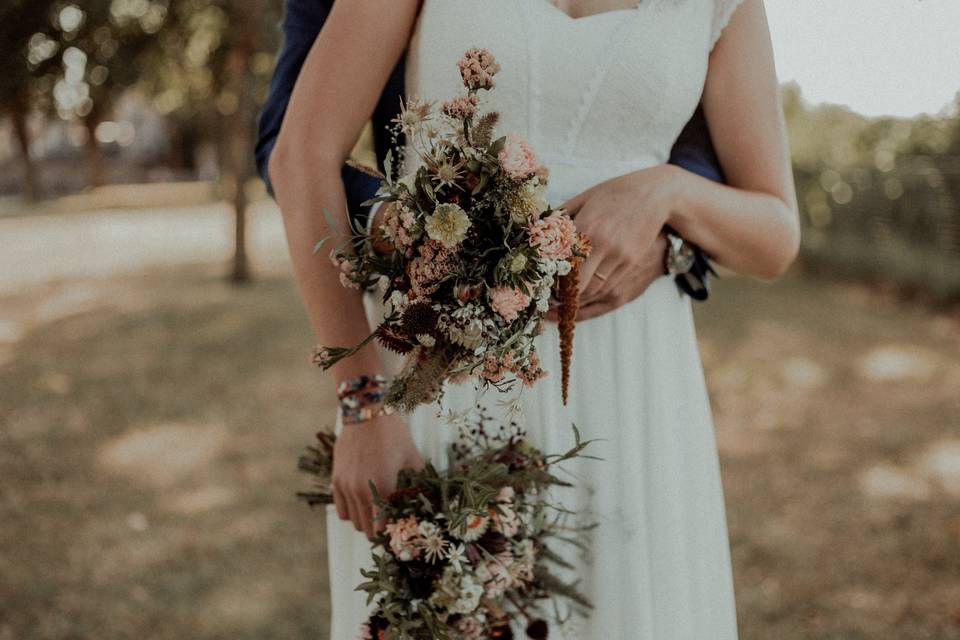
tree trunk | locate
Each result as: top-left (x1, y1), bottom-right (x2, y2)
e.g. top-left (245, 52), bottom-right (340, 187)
top-left (222, 1), bottom-right (259, 284)
top-left (10, 96), bottom-right (39, 201)
top-left (84, 111), bottom-right (106, 188)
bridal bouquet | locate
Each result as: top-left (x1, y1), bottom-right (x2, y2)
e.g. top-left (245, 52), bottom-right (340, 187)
top-left (312, 49), bottom-right (591, 411)
top-left (298, 409), bottom-right (595, 640)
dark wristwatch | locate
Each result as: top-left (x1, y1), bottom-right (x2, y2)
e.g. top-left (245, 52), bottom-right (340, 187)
top-left (663, 225), bottom-right (718, 302)
top-left (665, 230), bottom-right (696, 276)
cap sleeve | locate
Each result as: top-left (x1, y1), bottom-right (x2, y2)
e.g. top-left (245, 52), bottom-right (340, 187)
top-left (711, 0), bottom-right (747, 50)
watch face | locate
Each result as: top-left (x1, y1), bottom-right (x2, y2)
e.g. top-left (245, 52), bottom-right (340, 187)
top-left (675, 250), bottom-right (696, 273)
top-left (667, 235), bottom-right (696, 275)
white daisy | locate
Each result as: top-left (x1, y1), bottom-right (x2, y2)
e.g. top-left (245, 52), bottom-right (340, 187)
top-left (446, 543), bottom-right (468, 573)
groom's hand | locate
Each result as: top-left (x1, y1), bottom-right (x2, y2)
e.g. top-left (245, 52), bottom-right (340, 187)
top-left (370, 202), bottom-right (397, 255)
top-left (547, 165), bottom-right (684, 321)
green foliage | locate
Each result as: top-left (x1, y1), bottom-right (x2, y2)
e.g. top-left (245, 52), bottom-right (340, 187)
top-left (786, 84), bottom-right (960, 300)
top-left (298, 413), bottom-right (596, 638)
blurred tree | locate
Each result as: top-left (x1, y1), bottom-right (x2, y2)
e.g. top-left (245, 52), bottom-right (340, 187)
top-left (0, 0), bottom-right (59, 200)
top-left (140, 0), bottom-right (280, 281)
top-left (41, 0), bottom-right (170, 187)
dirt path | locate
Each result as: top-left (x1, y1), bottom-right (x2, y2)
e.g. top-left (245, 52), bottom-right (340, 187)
top-left (0, 200), bottom-right (287, 296)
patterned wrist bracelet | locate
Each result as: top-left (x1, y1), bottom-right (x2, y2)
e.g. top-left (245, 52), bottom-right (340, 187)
top-left (336, 374), bottom-right (389, 400)
top-left (337, 374), bottom-right (393, 424)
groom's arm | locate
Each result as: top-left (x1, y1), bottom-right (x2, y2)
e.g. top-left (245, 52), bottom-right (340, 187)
top-left (667, 105), bottom-right (722, 300)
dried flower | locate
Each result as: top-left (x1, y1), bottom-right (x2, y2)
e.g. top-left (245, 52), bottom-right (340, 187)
top-left (441, 93), bottom-right (480, 119)
top-left (450, 513), bottom-right (489, 542)
top-left (529, 211), bottom-right (577, 260)
top-left (393, 97), bottom-right (433, 132)
top-left (557, 262), bottom-right (581, 405)
top-left (425, 203), bottom-right (472, 248)
top-left (422, 534), bottom-right (449, 563)
top-left (457, 48), bottom-right (501, 91)
top-left (498, 133), bottom-right (540, 179)
top-left (489, 287), bottom-right (531, 322)
top-left (431, 156), bottom-right (467, 190)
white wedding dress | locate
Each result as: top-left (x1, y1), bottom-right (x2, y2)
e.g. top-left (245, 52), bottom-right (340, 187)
top-left (327, 1), bottom-right (744, 637)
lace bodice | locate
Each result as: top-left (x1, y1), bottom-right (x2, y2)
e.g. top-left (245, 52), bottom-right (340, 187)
top-left (406, 0), bottom-right (744, 198)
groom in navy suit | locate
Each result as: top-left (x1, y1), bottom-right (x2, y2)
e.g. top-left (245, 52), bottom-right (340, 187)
top-left (256, 0), bottom-right (720, 300)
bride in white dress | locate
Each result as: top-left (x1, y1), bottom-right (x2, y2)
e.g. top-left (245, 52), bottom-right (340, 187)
top-left (269, 1), bottom-right (799, 637)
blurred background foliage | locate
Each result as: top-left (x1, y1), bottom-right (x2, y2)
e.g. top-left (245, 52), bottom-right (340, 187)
top-left (1, 4), bottom-right (959, 640)
top-left (0, 0), bottom-right (282, 280)
top-left (0, 1), bottom-right (959, 298)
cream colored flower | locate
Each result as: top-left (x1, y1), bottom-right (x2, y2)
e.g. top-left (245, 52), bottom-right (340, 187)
top-left (510, 179), bottom-right (548, 224)
top-left (425, 203), bottom-right (471, 248)
top-left (450, 513), bottom-right (489, 542)
top-left (432, 157), bottom-right (466, 190)
top-left (422, 533), bottom-right (449, 563)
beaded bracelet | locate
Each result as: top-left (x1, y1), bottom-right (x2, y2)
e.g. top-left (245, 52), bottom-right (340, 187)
top-left (336, 374), bottom-right (389, 400)
top-left (337, 374), bottom-right (394, 425)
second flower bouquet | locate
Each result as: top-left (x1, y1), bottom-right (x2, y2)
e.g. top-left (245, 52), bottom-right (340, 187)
top-left (298, 408), bottom-right (596, 639)
top-left (312, 49), bottom-right (590, 412)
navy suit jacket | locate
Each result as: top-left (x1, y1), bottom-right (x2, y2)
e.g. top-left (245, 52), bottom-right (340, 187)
top-left (256, 0), bottom-right (721, 297)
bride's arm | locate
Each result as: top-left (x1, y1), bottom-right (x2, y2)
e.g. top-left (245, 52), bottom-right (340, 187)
top-left (269, 0), bottom-right (420, 381)
top-left (667, 0), bottom-right (800, 279)
top-left (268, 0), bottom-right (423, 539)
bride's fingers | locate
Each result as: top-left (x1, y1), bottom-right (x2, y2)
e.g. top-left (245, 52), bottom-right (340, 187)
top-left (333, 484), bottom-right (349, 521)
top-left (577, 297), bottom-right (617, 321)
top-left (560, 189), bottom-right (591, 218)
top-left (348, 493), bottom-right (368, 534)
top-left (580, 255), bottom-right (618, 301)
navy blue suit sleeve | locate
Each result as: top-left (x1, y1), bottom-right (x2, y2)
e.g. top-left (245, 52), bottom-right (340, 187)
top-left (255, 0), bottom-right (380, 215)
top-left (668, 105), bottom-right (725, 184)
top-left (665, 104), bottom-right (723, 301)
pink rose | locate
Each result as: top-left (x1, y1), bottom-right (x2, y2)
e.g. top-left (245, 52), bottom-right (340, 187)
top-left (488, 286), bottom-right (531, 322)
top-left (498, 134), bottom-right (540, 179)
top-left (528, 211), bottom-right (576, 260)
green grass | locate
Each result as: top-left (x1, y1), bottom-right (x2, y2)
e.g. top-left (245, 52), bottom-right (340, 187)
top-left (1, 263), bottom-right (958, 639)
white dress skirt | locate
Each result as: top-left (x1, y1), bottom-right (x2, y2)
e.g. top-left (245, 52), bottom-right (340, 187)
top-left (327, 0), bottom-right (745, 637)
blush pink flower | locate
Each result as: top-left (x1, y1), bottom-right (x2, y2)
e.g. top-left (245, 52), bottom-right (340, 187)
top-left (481, 351), bottom-right (515, 383)
top-left (457, 48), bottom-right (501, 91)
top-left (516, 349), bottom-right (546, 387)
top-left (408, 240), bottom-right (454, 298)
top-left (498, 134), bottom-right (540, 179)
top-left (441, 94), bottom-right (479, 119)
top-left (384, 515), bottom-right (422, 561)
top-left (528, 211), bottom-right (576, 260)
top-left (455, 616), bottom-right (485, 640)
top-left (488, 286), bottom-right (531, 322)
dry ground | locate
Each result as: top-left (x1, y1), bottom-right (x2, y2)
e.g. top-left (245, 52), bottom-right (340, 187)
top-left (1, 205), bottom-right (958, 639)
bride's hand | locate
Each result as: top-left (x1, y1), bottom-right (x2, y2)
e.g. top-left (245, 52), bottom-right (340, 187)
top-left (553, 165), bottom-right (685, 320)
top-left (332, 412), bottom-right (424, 538)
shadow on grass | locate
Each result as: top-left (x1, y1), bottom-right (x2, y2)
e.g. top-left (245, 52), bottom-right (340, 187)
top-left (1, 264), bottom-right (958, 639)
top-left (0, 263), bottom-right (333, 640)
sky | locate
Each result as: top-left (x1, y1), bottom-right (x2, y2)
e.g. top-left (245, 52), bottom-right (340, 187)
top-left (764, 0), bottom-right (960, 118)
